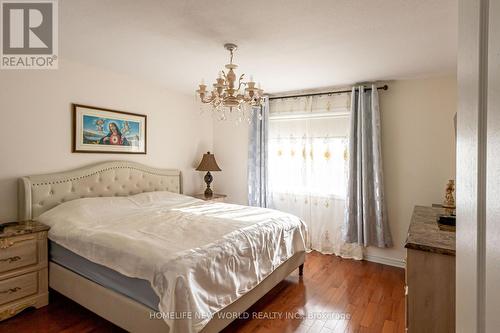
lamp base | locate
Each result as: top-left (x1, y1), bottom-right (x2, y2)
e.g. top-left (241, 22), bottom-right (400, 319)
top-left (204, 187), bottom-right (213, 198)
top-left (204, 171), bottom-right (213, 198)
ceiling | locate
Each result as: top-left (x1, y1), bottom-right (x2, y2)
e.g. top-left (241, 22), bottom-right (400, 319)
top-left (60, 0), bottom-right (457, 94)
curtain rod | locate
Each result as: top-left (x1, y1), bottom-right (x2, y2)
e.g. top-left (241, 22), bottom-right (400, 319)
top-left (268, 84), bottom-right (389, 101)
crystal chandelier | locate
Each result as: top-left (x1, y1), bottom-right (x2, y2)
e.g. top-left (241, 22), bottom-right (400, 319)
top-left (196, 43), bottom-right (264, 122)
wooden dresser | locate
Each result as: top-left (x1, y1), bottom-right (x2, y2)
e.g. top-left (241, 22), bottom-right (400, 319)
top-left (405, 206), bottom-right (456, 333)
top-left (0, 221), bottom-right (49, 321)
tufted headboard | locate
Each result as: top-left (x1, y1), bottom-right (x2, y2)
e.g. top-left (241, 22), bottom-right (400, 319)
top-left (18, 161), bottom-right (182, 220)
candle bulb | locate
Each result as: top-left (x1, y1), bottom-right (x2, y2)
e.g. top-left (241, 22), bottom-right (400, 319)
top-left (201, 78), bottom-right (205, 85)
top-left (249, 75), bottom-right (254, 82)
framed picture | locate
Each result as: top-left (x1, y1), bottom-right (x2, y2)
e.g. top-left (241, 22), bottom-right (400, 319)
top-left (72, 104), bottom-right (147, 154)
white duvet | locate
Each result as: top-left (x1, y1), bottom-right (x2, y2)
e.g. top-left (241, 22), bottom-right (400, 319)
top-left (37, 191), bottom-right (307, 333)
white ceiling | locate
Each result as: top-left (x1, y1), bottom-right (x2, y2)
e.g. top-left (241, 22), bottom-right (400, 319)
top-left (60, 0), bottom-right (457, 94)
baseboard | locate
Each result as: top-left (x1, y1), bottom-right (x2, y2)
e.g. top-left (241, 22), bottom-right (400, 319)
top-left (364, 254), bottom-right (406, 268)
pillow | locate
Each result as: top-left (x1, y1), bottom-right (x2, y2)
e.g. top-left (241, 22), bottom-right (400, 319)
top-left (37, 191), bottom-right (202, 228)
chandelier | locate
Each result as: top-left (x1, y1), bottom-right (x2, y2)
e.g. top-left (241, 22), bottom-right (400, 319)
top-left (196, 43), bottom-right (264, 122)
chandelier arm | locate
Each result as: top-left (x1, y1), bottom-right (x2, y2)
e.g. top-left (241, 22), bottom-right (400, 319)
top-left (201, 95), bottom-right (216, 104)
top-left (237, 74), bottom-right (246, 91)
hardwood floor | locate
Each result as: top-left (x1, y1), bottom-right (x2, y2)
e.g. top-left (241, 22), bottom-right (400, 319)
top-left (0, 252), bottom-right (405, 333)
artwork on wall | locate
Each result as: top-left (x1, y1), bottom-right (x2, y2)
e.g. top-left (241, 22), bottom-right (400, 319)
top-left (72, 104), bottom-right (147, 154)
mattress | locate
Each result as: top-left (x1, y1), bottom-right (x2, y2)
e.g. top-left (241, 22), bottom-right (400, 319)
top-left (49, 240), bottom-right (159, 310)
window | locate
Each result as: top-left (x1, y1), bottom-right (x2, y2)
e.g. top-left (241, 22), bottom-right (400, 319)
top-left (268, 94), bottom-right (350, 201)
top-left (267, 93), bottom-right (362, 258)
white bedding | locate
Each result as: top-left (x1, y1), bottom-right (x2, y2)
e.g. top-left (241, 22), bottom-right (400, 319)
top-left (37, 191), bottom-right (307, 333)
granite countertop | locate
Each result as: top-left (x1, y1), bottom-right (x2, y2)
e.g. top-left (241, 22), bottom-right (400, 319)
top-left (0, 221), bottom-right (50, 239)
top-left (405, 206), bottom-right (456, 256)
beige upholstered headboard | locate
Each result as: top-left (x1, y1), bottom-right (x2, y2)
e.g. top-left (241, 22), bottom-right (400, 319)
top-left (19, 161), bottom-right (182, 220)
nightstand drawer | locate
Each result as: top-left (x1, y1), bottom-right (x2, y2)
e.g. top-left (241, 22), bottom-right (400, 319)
top-left (0, 235), bottom-right (38, 273)
top-left (0, 271), bottom-right (38, 305)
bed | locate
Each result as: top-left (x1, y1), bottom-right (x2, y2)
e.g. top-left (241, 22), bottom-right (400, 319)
top-left (18, 161), bottom-right (306, 333)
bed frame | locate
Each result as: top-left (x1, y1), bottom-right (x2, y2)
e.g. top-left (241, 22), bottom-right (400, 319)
top-left (19, 161), bottom-right (305, 333)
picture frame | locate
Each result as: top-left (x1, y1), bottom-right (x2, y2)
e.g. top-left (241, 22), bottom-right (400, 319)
top-left (72, 104), bottom-right (147, 154)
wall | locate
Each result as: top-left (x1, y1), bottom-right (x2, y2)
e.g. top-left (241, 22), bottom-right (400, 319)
top-left (213, 76), bottom-right (457, 265)
top-left (0, 59), bottom-right (212, 221)
top-left (212, 120), bottom-right (250, 205)
top-left (369, 76), bottom-right (456, 264)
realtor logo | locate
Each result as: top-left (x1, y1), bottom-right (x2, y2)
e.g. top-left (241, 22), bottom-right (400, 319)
top-left (1, 0), bottom-right (58, 69)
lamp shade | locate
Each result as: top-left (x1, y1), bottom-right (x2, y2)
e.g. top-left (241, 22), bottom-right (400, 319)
top-left (196, 152), bottom-right (221, 171)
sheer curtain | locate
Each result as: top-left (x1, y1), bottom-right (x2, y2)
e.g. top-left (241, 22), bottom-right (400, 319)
top-left (268, 93), bottom-right (363, 259)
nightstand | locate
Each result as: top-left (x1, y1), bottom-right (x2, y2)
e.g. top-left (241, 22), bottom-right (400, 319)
top-left (0, 221), bottom-right (49, 321)
top-left (193, 193), bottom-right (227, 202)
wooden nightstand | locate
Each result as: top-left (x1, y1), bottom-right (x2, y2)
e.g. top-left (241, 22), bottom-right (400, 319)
top-left (0, 221), bottom-right (49, 321)
top-left (193, 193), bottom-right (227, 202)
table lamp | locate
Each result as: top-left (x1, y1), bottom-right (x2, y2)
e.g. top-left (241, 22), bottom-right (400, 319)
top-left (196, 152), bottom-right (221, 198)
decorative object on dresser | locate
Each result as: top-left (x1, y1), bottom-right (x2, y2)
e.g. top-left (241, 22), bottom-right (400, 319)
top-left (438, 179), bottom-right (456, 230)
top-left (442, 179), bottom-right (456, 214)
top-left (195, 43), bottom-right (265, 123)
top-left (0, 221), bottom-right (49, 321)
top-left (195, 151), bottom-right (222, 198)
top-left (72, 104), bottom-right (147, 154)
top-left (193, 193), bottom-right (227, 203)
top-left (405, 206), bottom-right (455, 333)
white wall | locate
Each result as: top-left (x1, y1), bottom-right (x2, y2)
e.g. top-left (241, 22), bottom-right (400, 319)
top-left (212, 120), bottom-right (249, 205)
top-left (369, 76), bottom-right (457, 263)
top-left (213, 76), bottom-right (457, 264)
top-left (0, 59), bottom-right (212, 221)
